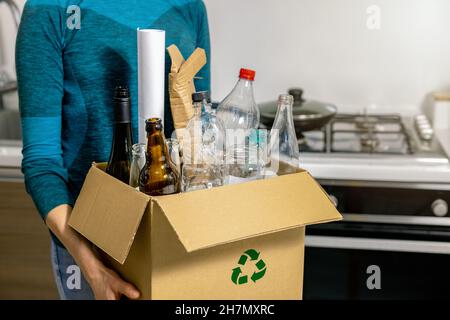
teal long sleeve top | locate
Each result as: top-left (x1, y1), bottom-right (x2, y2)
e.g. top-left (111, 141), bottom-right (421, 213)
top-left (16, 0), bottom-right (211, 224)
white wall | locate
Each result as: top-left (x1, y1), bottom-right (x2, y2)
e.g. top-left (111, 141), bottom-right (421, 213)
top-left (0, 0), bottom-right (23, 111)
top-left (205, 0), bottom-right (450, 114)
top-left (2, 1), bottom-right (450, 114)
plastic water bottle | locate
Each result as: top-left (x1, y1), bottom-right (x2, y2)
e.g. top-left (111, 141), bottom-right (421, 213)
top-left (216, 68), bottom-right (260, 180)
top-left (182, 91), bottom-right (226, 192)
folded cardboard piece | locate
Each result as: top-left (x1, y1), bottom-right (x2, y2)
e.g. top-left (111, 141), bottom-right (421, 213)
top-left (168, 45), bottom-right (207, 132)
top-left (69, 164), bottom-right (342, 300)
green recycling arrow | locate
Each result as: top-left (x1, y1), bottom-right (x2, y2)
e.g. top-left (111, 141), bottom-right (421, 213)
top-left (255, 259), bottom-right (266, 270)
top-left (231, 249), bottom-right (267, 285)
top-left (244, 249), bottom-right (260, 261)
top-left (251, 268), bottom-right (267, 283)
top-left (231, 267), bottom-right (248, 285)
top-left (238, 254), bottom-right (248, 266)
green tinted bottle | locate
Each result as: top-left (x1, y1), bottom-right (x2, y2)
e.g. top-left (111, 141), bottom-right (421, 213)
top-left (106, 86), bottom-right (133, 184)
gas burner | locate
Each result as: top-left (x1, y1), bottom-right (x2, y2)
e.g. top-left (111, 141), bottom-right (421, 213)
top-left (296, 112), bottom-right (449, 158)
top-left (328, 113), bottom-right (413, 155)
top-left (360, 132), bottom-right (380, 152)
top-left (355, 116), bottom-right (379, 131)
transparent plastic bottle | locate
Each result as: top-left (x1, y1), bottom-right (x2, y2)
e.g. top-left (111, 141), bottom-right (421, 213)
top-left (216, 68), bottom-right (260, 179)
top-left (216, 68), bottom-right (259, 129)
top-left (269, 94), bottom-right (300, 175)
top-left (182, 91), bottom-right (226, 192)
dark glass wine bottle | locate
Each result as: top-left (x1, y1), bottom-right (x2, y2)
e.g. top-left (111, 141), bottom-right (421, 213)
top-left (139, 118), bottom-right (181, 196)
top-left (106, 86), bottom-right (133, 184)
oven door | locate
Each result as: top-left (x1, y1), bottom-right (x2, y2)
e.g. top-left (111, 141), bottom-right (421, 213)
top-left (303, 237), bottom-right (450, 300)
top-left (302, 182), bottom-right (450, 300)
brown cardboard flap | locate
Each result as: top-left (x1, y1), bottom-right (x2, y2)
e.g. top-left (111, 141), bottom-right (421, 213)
top-left (152, 172), bottom-right (342, 253)
top-left (167, 45), bottom-right (185, 73)
top-left (180, 49), bottom-right (206, 79)
top-left (69, 165), bottom-right (150, 264)
top-left (168, 46), bottom-right (206, 130)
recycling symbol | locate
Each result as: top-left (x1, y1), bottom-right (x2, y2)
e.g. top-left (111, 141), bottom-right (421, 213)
top-left (231, 249), bottom-right (267, 285)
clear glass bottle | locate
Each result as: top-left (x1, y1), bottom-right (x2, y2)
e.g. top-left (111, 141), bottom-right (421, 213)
top-left (182, 91), bottom-right (226, 192)
top-left (166, 138), bottom-right (182, 175)
top-left (269, 94), bottom-right (300, 175)
top-left (129, 143), bottom-right (146, 188)
top-left (216, 68), bottom-right (260, 180)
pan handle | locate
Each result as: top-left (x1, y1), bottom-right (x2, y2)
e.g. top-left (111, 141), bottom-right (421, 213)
top-left (288, 88), bottom-right (305, 104)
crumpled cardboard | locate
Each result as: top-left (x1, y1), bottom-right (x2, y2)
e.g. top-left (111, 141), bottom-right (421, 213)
top-left (168, 45), bottom-right (207, 131)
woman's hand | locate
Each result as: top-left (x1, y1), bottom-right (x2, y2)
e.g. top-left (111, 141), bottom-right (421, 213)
top-left (87, 264), bottom-right (140, 300)
top-left (46, 204), bottom-right (141, 300)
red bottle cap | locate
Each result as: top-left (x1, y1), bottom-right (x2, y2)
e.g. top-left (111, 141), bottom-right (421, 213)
top-left (239, 68), bottom-right (256, 81)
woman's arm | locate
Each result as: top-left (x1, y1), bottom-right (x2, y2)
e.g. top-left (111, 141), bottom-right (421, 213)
top-left (16, 1), bottom-right (139, 300)
top-left (46, 205), bottom-right (139, 300)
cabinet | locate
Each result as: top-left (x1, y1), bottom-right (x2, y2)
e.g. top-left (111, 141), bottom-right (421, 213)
top-left (0, 181), bottom-right (58, 299)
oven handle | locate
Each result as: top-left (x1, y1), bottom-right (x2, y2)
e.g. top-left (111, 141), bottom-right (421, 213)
top-left (306, 235), bottom-right (450, 255)
top-left (342, 214), bottom-right (450, 226)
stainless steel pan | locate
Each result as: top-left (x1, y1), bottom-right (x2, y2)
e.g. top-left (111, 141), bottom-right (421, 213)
top-left (259, 88), bottom-right (337, 135)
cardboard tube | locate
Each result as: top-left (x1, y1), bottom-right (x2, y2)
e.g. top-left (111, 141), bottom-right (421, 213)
top-left (137, 29), bottom-right (166, 144)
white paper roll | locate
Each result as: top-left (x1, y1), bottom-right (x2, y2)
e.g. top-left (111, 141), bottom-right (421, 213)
top-left (137, 29), bottom-right (166, 144)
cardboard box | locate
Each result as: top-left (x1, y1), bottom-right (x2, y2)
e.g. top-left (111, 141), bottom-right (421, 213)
top-left (69, 164), bottom-right (342, 300)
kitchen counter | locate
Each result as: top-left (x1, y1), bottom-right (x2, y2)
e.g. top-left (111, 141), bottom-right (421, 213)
top-left (0, 141), bottom-right (22, 181)
top-left (4, 147), bottom-right (450, 184)
top-left (0, 91), bottom-right (23, 181)
top-left (301, 153), bottom-right (450, 186)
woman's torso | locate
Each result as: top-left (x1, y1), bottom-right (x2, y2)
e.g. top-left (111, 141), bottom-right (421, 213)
top-left (58, 0), bottom-right (202, 196)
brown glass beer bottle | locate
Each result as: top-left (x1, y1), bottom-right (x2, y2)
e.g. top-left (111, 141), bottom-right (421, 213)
top-left (139, 118), bottom-right (181, 196)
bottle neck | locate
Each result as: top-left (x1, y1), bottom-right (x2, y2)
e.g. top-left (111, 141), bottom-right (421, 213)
top-left (276, 96), bottom-right (295, 129)
top-left (146, 129), bottom-right (168, 163)
top-left (132, 143), bottom-right (146, 159)
top-left (114, 98), bottom-right (131, 123)
top-left (278, 100), bottom-right (293, 112)
top-left (193, 99), bottom-right (210, 116)
top-left (193, 102), bottom-right (203, 118)
top-left (233, 78), bottom-right (255, 99)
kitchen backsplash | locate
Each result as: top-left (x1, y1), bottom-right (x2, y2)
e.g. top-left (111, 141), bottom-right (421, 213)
top-left (204, 0), bottom-right (450, 114)
top-left (1, 0), bottom-right (450, 114)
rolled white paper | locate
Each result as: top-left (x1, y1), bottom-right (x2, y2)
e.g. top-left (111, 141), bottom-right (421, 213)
top-left (137, 29), bottom-right (166, 144)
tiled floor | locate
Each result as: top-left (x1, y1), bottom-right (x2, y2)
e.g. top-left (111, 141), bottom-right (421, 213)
top-left (0, 181), bottom-right (58, 299)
